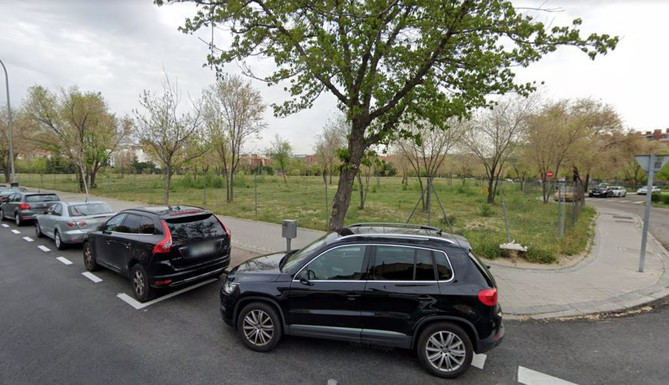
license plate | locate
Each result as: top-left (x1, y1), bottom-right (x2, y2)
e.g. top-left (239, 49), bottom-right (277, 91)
top-left (190, 243), bottom-right (216, 257)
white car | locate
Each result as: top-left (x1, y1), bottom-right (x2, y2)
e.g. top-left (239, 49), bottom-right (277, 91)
top-left (608, 186), bottom-right (627, 197)
top-left (636, 186), bottom-right (661, 195)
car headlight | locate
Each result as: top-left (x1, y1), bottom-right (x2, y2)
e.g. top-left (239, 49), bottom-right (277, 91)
top-left (223, 280), bottom-right (239, 294)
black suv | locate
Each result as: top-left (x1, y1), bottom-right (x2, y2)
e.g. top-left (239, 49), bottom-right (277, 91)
top-left (83, 206), bottom-right (231, 301)
top-left (220, 223), bottom-right (503, 378)
top-left (1, 191), bottom-right (60, 225)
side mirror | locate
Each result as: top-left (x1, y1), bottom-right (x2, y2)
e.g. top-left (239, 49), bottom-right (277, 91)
top-left (297, 270), bottom-right (314, 286)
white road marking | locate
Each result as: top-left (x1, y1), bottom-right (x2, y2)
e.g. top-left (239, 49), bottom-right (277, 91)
top-left (22, 236), bottom-right (34, 242)
top-left (634, 201), bottom-right (644, 205)
top-left (38, 245), bottom-right (51, 252)
top-left (518, 366), bottom-right (578, 385)
top-left (471, 353), bottom-right (487, 370)
top-left (11, 229), bottom-right (20, 234)
top-left (327, 380), bottom-right (338, 385)
top-left (1, 224), bottom-right (8, 228)
top-left (117, 278), bottom-right (218, 310)
top-left (56, 256), bottom-right (72, 265)
top-left (81, 272), bottom-right (103, 283)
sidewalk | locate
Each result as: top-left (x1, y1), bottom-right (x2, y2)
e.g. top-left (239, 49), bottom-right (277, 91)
top-left (46, 188), bottom-right (669, 319)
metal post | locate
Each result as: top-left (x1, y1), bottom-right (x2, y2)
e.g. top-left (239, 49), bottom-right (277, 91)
top-left (0, 59), bottom-right (15, 184)
top-left (323, 170), bottom-right (328, 226)
top-left (558, 182), bottom-right (565, 239)
top-left (203, 171), bottom-right (207, 205)
top-left (426, 177), bottom-right (432, 226)
top-left (254, 165), bottom-right (258, 218)
top-left (500, 185), bottom-right (511, 243)
top-left (639, 154), bottom-right (656, 272)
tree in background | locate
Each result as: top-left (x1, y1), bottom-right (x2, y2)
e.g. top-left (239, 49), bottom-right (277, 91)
top-left (24, 86), bottom-right (129, 193)
top-left (169, 0), bottom-right (618, 230)
top-left (203, 75), bottom-right (266, 202)
top-left (464, 96), bottom-right (535, 203)
top-left (314, 115), bottom-right (348, 185)
top-left (0, 110), bottom-right (31, 183)
top-left (134, 76), bottom-right (206, 204)
top-left (267, 134), bottom-right (291, 183)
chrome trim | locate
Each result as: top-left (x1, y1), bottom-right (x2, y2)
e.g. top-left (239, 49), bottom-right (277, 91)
top-left (338, 233), bottom-right (456, 245)
top-left (292, 243), bottom-right (455, 284)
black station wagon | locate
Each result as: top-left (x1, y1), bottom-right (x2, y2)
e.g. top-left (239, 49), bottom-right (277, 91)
top-left (220, 223), bottom-right (504, 378)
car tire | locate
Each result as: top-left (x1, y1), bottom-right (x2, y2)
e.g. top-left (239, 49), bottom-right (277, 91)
top-left (15, 212), bottom-right (22, 226)
top-left (35, 221), bottom-right (44, 238)
top-left (0, 208), bottom-right (5, 220)
top-left (417, 322), bottom-right (473, 379)
top-left (83, 241), bottom-right (99, 271)
top-left (54, 230), bottom-right (66, 250)
top-left (237, 302), bottom-right (282, 352)
top-left (130, 264), bottom-right (154, 302)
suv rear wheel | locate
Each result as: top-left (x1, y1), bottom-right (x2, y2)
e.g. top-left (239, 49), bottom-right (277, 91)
top-left (417, 322), bottom-right (473, 378)
top-left (237, 302), bottom-right (282, 352)
top-left (15, 212), bottom-right (22, 226)
top-left (130, 264), bottom-right (154, 302)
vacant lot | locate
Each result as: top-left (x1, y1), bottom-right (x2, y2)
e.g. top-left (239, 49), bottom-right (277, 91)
top-left (18, 173), bottom-right (594, 263)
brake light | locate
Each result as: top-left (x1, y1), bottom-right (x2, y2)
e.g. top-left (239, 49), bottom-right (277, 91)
top-left (66, 222), bottom-right (75, 228)
top-left (66, 221), bottom-right (86, 228)
top-left (152, 220), bottom-right (172, 254)
top-left (215, 215), bottom-right (231, 240)
top-left (78, 221), bottom-right (87, 228)
top-left (478, 288), bottom-right (498, 306)
top-left (19, 203), bottom-right (30, 210)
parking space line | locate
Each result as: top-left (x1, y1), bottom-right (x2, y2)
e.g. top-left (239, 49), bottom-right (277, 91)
top-left (38, 245), bottom-right (51, 252)
top-left (116, 278), bottom-right (218, 310)
top-left (471, 353), bottom-right (487, 370)
top-left (518, 366), bottom-right (578, 385)
top-left (1, 224), bottom-right (8, 228)
top-left (23, 236), bottom-right (34, 242)
top-left (56, 256), bottom-right (72, 265)
top-left (81, 272), bottom-right (103, 283)
top-left (11, 229), bottom-right (20, 234)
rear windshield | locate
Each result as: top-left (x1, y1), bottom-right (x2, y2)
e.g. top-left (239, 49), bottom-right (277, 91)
top-left (69, 203), bottom-right (113, 217)
top-left (166, 214), bottom-right (225, 243)
top-left (26, 194), bottom-right (59, 202)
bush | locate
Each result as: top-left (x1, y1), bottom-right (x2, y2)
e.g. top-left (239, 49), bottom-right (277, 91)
top-left (662, 194), bottom-right (669, 204)
top-left (479, 203), bottom-right (494, 217)
top-left (525, 247), bottom-right (556, 264)
top-left (651, 193), bottom-right (661, 202)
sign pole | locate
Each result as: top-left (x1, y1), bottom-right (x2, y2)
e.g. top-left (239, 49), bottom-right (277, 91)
top-left (639, 154), bottom-right (656, 272)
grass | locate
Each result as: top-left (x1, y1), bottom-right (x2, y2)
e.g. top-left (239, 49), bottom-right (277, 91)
top-left (17, 172), bottom-right (595, 264)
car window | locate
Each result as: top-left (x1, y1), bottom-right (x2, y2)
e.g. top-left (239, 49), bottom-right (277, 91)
top-left (104, 214), bottom-right (127, 232)
top-left (69, 203), bottom-right (113, 217)
top-left (138, 216), bottom-right (156, 234)
top-left (25, 194), bottom-right (59, 202)
top-left (166, 214), bottom-right (225, 242)
top-left (300, 245), bottom-right (366, 281)
top-left (434, 252), bottom-right (454, 281)
top-left (372, 246), bottom-right (437, 281)
top-left (52, 204), bottom-right (62, 216)
top-left (120, 214), bottom-right (144, 234)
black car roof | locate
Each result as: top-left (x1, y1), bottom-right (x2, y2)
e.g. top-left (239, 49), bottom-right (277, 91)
top-left (335, 223), bottom-right (471, 250)
top-left (123, 205), bottom-right (212, 218)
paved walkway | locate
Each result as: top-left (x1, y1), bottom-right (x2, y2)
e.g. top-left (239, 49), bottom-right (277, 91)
top-left (44, 188), bottom-right (669, 319)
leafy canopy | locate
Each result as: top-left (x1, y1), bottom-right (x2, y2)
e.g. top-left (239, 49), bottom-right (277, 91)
top-left (165, 0), bottom-right (617, 147)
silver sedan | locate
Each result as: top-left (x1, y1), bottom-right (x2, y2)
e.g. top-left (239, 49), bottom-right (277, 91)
top-left (35, 201), bottom-right (115, 249)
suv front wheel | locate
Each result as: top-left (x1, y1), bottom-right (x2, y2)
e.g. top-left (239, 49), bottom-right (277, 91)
top-left (417, 322), bottom-right (473, 379)
top-left (237, 302), bottom-right (282, 352)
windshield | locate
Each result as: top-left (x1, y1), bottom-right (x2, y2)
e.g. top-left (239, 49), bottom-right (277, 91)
top-left (69, 203), bottom-right (113, 217)
top-left (281, 232), bottom-right (338, 272)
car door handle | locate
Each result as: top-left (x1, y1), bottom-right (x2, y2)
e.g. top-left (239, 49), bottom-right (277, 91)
top-left (346, 293), bottom-right (361, 301)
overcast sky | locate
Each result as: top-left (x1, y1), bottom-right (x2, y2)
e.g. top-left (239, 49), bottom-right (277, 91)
top-left (0, 0), bottom-right (666, 154)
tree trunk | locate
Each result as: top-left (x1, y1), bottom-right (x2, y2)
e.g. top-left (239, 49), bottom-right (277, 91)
top-left (487, 176), bottom-right (495, 204)
top-left (329, 166), bottom-right (333, 185)
top-left (282, 170), bottom-right (287, 183)
top-left (357, 173), bottom-right (364, 210)
top-left (164, 165), bottom-right (172, 205)
top-left (329, 128), bottom-right (366, 230)
top-left (77, 167), bottom-right (85, 193)
top-left (226, 169), bottom-right (234, 202)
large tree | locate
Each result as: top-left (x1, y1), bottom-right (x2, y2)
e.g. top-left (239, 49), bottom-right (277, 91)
top-left (134, 77), bottom-right (206, 204)
top-left (166, 0), bottom-right (618, 229)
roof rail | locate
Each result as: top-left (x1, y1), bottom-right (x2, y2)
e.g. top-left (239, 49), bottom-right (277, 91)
top-left (347, 222), bottom-right (443, 234)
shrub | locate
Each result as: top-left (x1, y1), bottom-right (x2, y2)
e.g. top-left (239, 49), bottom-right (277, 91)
top-left (662, 194), bottom-right (669, 204)
top-left (651, 193), bottom-right (661, 202)
top-left (525, 247), bottom-right (556, 264)
top-left (479, 203), bottom-right (494, 217)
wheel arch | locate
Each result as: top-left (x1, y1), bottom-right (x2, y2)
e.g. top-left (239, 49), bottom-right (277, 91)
top-left (233, 295), bottom-right (287, 330)
top-left (411, 316), bottom-right (480, 352)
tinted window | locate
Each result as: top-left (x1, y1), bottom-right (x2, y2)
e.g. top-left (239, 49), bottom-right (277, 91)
top-left (104, 214), bottom-right (127, 232)
top-left (52, 204), bottom-right (62, 216)
top-left (166, 214), bottom-right (225, 243)
top-left (434, 252), bottom-right (453, 281)
top-left (373, 246), bottom-right (437, 281)
top-left (69, 203), bottom-right (113, 217)
top-left (301, 246), bottom-right (366, 280)
top-left (120, 214), bottom-right (144, 234)
top-left (25, 194), bottom-right (59, 202)
top-left (138, 216), bottom-right (156, 234)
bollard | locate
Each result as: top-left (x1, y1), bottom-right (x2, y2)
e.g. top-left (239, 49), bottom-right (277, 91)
top-left (282, 219), bottom-right (297, 253)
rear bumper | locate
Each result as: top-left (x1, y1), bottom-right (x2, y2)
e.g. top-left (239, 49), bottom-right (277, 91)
top-left (477, 320), bottom-right (504, 353)
top-left (151, 257), bottom-right (230, 288)
top-left (61, 229), bottom-right (94, 244)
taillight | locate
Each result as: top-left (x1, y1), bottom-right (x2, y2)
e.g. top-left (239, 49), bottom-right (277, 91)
top-left (478, 288), bottom-right (498, 306)
top-left (152, 220), bottom-right (172, 254)
top-left (66, 221), bottom-right (86, 228)
top-left (19, 203), bottom-right (30, 210)
top-left (215, 215), bottom-right (231, 240)
top-left (66, 222), bottom-right (75, 228)
top-left (78, 221), bottom-right (87, 228)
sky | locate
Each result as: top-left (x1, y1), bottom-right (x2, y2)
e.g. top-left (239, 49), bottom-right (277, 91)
top-left (0, 0), bottom-right (667, 154)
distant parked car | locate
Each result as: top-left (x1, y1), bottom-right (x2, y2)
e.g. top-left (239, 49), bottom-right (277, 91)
top-left (0, 192), bottom-right (60, 225)
top-left (637, 186), bottom-right (661, 195)
top-left (35, 201), bottom-right (116, 250)
top-left (589, 186), bottom-right (612, 198)
top-left (608, 186), bottom-right (627, 197)
top-left (553, 187), bottom-right (576, 202)
top-left (83, 206), bottom-right (231, 302)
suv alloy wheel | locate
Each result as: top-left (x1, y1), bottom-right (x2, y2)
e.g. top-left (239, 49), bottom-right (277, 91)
top-left (130, 264), bottom-right (153, 302)
top-left (417, 322), bottom-right (473, 378)
top-left (237, 302), bottom-right (282, 352)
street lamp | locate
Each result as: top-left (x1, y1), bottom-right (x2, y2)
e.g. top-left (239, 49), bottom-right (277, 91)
top-left (0, 58), bottom-right (15, 184)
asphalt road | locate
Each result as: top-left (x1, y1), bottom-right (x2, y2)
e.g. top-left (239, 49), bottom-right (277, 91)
top-left (586, 194), bottom-right (669, 250)
top-left (0, 220), bottom-right (667, 385)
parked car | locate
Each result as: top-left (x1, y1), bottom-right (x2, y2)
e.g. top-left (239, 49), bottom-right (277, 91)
top-left (0, 190), bottom-right (14, 206)
top-left (83, 206), bottom-right (231, 302)
top-left (0, 192), bottom-right (60, 225)
top-left (553, 186), bottom-right (576, 202)
top-left (35, 201), bottom-right (116, 249)
top-left (220, 223), bottom-right (504, 379)
top-left (589, 186), bottom-right (612, 198)
top-left (637, 186), bottom-right (661, 195)
top-left (608, 186), bottom-right (627, 197)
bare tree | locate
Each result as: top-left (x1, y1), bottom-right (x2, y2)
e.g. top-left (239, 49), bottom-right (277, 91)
top-left (203, 75), bottom-right (266, 202)
top-left (267, 134), bottom-right (291, 183)
top-left (314, 115), bottom-right (348, 185)
top-left (134, 76), bottom-right (206, 204)
top-left (464, 96), bottom-right (535, 204)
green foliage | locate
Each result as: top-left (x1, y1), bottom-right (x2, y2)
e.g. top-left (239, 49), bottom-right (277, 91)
top-left (525, 247), bottom-right (556, 264)
top-left (479, 203), bottom-right (494, 217)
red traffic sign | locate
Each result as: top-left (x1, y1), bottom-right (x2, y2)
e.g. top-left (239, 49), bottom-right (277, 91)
top-left (546, 171), bottom-right (554, 178)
